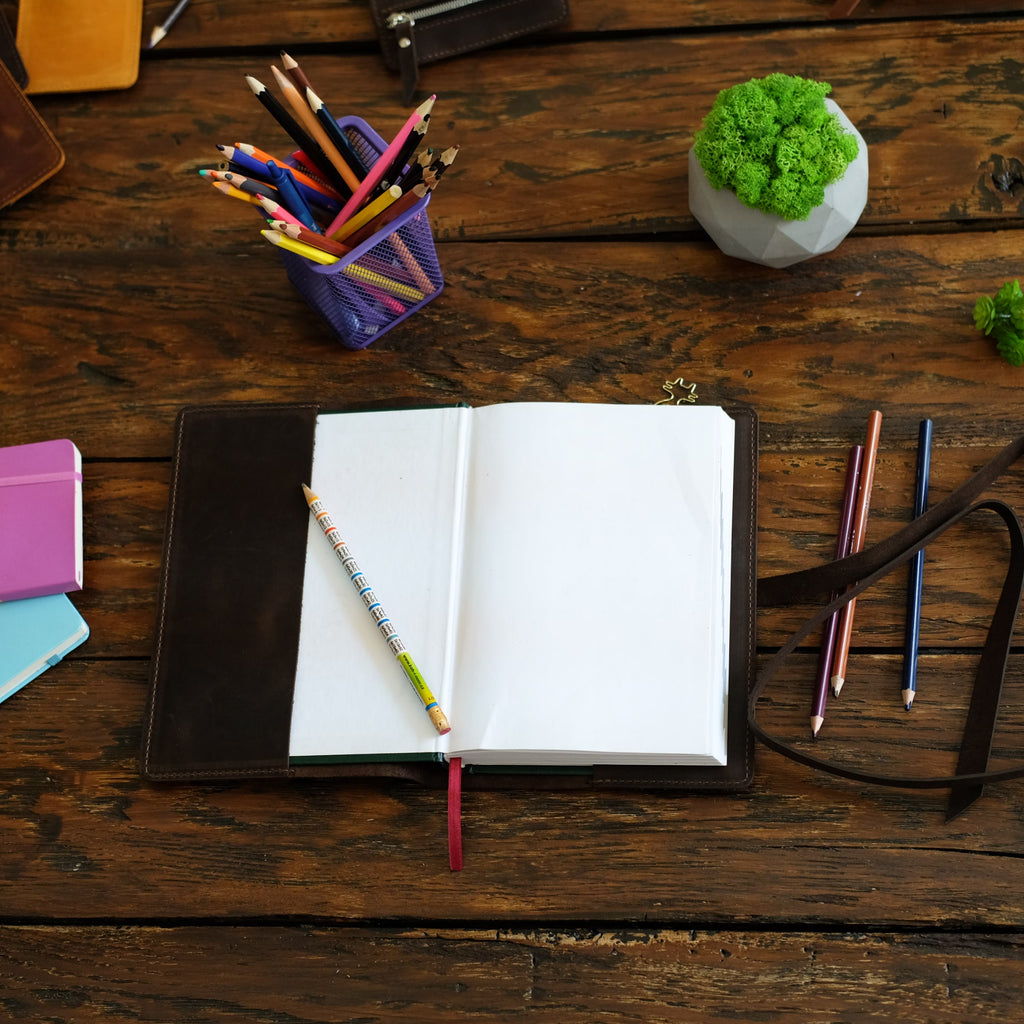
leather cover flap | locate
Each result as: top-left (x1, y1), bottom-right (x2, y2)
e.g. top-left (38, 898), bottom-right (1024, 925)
top-left (17, 0), bottom-right (142, 94)
top-left (0, 59), bottom-right (64, 209)
top-left (143, 404), bottom-right (319, 780)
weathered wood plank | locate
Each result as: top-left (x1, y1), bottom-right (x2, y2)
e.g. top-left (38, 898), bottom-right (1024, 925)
top-left (8, 21), bottom-right (1024, 247)
top-left (3, 924), bottom-right (1024, 1023)
top-left (0, 654), bottom-right (1021, 923)
top-left (135, 0), bottom-right (1024, 49)
top-left (1, 231), bottom-right (1021, 457)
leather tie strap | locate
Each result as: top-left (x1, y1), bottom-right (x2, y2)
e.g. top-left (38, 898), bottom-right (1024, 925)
top-left (753, 432), bottom-right (1024, 791)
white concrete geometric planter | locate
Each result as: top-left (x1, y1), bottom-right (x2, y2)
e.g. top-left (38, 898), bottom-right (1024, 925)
top-left (688, 99), bottom-right (869, 269)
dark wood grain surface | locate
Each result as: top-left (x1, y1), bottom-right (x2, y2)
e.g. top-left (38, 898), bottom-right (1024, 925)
top-left (2, 3), bottom-right (1024, 1021)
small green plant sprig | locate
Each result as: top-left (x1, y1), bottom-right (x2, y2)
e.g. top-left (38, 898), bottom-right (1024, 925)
top-left (693, 73), bottom-right (860, 221)
top-left (973, 279), bottom-right (1024, 366)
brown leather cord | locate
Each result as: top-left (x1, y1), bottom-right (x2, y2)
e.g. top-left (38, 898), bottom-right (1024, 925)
top-left (751, 431), bottom-right (1024, 790)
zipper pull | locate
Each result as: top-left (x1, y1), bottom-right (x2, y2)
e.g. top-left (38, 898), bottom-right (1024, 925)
top-left (386, 12), bottom-right (421, 105)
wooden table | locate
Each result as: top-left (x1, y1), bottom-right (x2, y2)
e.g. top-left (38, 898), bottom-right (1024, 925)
top-left (3, 2), bottom-right (1024, 1019)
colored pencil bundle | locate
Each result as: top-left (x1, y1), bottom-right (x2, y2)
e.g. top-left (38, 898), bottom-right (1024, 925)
top-left (199, 52), bottom-right (458, 268)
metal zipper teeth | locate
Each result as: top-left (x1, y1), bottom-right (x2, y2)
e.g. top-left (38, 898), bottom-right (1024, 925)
top-left (386, 0), bottom-right (487, 30)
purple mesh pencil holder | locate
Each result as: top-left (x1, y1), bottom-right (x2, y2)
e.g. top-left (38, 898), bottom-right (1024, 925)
top-left (282, 116), bottom-right (444, 349)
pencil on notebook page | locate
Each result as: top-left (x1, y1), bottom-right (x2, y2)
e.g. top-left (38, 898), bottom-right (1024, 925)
top-left (811, 444), bottom-right (863, 737)
top-left (325, 95), bottom-right (436, 236)
top-left (902, 418), bottom-right (933, 710)
top-left (301, 484), bottom-right (451, 736)
top-left (269, 65), bottom-right (362, 194)
top-left (831, 409), bottom-right (883, 697)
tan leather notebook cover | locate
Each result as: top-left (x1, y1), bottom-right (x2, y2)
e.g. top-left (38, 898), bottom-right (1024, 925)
top-left (0, 59), bottom-right (64, 208)
top-left (17, 0), bottom-right (142, 94)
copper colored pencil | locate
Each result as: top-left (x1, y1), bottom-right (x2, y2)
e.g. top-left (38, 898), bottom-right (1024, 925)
top-left (831, 410), bottom-right (883, 697)
top-left (810, 445), bottom-right (863, 737)
top-left (268, 220), bottom-right (352, 258)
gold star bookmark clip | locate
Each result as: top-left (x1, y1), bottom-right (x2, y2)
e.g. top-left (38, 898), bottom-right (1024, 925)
top-left (655, 377), bottom-right (699, 405)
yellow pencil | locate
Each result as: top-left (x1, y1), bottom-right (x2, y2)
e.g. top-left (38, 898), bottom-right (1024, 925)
top-left (260, 228), bottom-right (338, 265)
top-left (341, 262), bottom-right (425, 302)
top-left (302, 484), bottom-right (451, 736)
top-left (212, 180), bottom-right (262, 205)
top-left (329, 185), bottom-right (403, 242)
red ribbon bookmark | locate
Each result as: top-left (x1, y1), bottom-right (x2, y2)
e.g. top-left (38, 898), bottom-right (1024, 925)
top-left (447, 756), bottom-right (464, 871)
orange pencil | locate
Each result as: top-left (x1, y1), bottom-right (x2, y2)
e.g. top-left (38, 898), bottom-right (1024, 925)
top-left (830, 410), bottom-right (883, 696)
top-left (270, 64), bottom-right (361, 193)
top-left (229, 143), bottom-right (343, 201)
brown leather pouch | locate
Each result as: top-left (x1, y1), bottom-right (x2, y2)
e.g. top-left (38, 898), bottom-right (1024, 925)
top-left (0, 58), bottom-right (64, 209)
top-left (16, 0), bottom-right (142, 94)
top-left (369, 0), bottom-right (570, 104)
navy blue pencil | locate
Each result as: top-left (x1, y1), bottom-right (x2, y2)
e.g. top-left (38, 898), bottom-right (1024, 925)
top-left (902, 418), bottom-right (932, 710)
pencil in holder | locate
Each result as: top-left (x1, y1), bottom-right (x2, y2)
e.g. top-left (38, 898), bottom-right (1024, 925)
top-left (282, 116), bottom-right (444, 349)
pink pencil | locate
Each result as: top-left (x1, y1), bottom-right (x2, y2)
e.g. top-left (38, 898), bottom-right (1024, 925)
top-left (325, 95), bottom-right (435, 236)
top-left (257, 194), bottom-right (303, 227)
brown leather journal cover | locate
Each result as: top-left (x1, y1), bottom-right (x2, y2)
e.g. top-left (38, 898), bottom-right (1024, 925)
top-left (17, 0), bottom-right (142, 94)
top-left (142, 402), bottom-right (757, 791)
top-left (0, 59), bottom-right (64, 209)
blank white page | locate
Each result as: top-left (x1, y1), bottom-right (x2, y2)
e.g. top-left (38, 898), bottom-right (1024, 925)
top-left (449, 403), bottom-right (733, 765)
top-left (289, 406), bottom-right (469, 759)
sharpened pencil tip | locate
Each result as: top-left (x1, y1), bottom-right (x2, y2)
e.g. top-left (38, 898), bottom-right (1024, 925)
top-left (301, 483), bottom-right (315, 501)
top-left (148, 26), bottom-right (167, 48)
top-left (831, 675), bottom-right (844, 697)
top-left (810, 715), bottom-right (824, 738)
top-left (902, 688), bottom-right (915, 710)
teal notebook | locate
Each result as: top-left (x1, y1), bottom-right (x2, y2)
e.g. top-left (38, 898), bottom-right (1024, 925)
top-left (0, 593), bottom-right (89, 705)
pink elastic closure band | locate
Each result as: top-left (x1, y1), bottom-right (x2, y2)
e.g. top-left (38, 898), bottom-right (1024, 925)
top-left (0, 471), bottom-right (82, 487)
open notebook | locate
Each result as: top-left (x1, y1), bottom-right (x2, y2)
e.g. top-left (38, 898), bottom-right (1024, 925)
top-left (143, 401), bottom-right (756, 788)
top-left (291, 402), bottom-right (733, 767)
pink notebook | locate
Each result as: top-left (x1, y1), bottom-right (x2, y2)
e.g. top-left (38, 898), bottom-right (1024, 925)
top-left (0, 439), bottom-right (83, 600)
